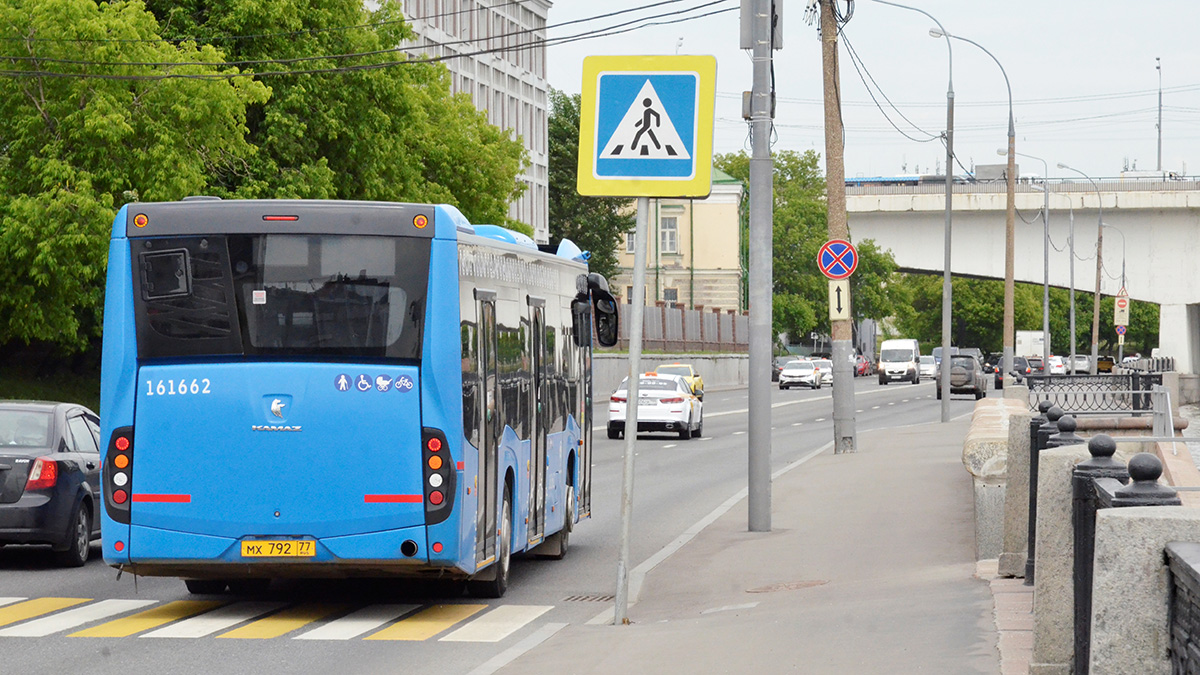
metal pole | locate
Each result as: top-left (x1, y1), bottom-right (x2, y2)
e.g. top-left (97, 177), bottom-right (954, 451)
top-left (747, 0), bottom-right (773, 532)
top-left (1042, 180), bottom-right (1050, 366)
top-left (1058, 164), bottom-right (1102, 374)
top-left (1069, 205), bottom-right (1076, 370)
top-left (1157, 57), bottom-right (1163, 173)
top-left (821, 0), bottom-right (856, 453)
top-left (614, 197), bottom-right (650, 625)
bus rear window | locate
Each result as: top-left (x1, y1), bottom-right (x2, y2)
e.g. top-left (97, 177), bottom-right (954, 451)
top-left (131, 234), bottom-right (430, 360)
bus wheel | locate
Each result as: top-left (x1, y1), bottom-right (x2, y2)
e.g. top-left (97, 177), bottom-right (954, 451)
top-left (540, 485), bottom-right (574, 560)
top-left (607, 427), bottom-right (620, 440)
top-left (228, 579), bottom-right (271, 596)
top-left (185, 579), bottom-right (228, 595)
top-left (468, 486), bottom-right (511, 598)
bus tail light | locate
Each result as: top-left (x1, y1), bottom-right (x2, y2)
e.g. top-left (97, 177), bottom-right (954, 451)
top-left (104, 426), bottom-right (135, 525)
top-left (24, 458), bottom-right (58, 490)
top-left (422, 428), bottom-right (455, 526)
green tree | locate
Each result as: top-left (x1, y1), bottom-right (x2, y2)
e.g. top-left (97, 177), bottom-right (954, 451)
top-left (714, 149), bottom-right (900, 344)
top-left (143, 0), bottom-right (529, 231)
top-left (0, 0), bottom-right (267, 351)
top-left (545, 89), bottom-right (633, 281)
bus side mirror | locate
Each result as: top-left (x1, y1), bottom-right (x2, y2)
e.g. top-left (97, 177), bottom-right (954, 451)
top-left (593, 292), bottom-right (618, 347)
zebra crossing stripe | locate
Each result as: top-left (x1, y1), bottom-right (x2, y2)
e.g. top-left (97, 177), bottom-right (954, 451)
top-left (140, 601), bottom-right (286, 638)
top-left (217, 604), bottom-right (348, 640)
top-left (293, 604), bottom-right (421, 641)
top-left (71, 600), bottom-right (224, 638)
top-left (439, 605), bottom-right (553, 643)
top-left (0, 598), bottom-right (25, 608)
top-left (364, 604), bottom-right (487, 641)
top-left (0, 598), bottom-right (90, 630)
top-left (0, 599), bottom-right (156, 637)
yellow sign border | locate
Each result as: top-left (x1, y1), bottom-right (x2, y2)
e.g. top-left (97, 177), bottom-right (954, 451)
top-left (577, 55), bottom-right (716, 198)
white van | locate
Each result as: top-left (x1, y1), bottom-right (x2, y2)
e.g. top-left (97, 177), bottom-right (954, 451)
top-left (878, 338), bottom-right (921, 385)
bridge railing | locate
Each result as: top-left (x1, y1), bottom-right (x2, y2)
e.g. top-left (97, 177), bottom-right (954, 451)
top-left (1025, 373), bottom-right (1163, 413)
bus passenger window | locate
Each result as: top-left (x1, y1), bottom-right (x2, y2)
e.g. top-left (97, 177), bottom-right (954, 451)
top-left (461, 322), bottom-right (480, 449)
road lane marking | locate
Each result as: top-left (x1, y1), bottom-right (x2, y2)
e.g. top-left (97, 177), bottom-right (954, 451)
top-left (217, 604), bottom-right (347, 639)
top-left (71, 600), bottom-right (223, 638)
top-left (440, 605), bottom-right (552, 642)
top-left (294, 604), bottom-right (420, 640)
top-left (365, 604), bottom-right (486, 641)
top-left (855, 410), bottom-right (863, 413)
top-left (814, 418), bottom-right (826, 422)
top-left (792, 422), bottom-right (802, 426)
top-left (732, 431), bottom-right (745, 435)
top-left (663, 444), bottom-right (677, 449)
top-left (0, 599), bottom-right (156, 637)
top-left (701, 602), bottom-right (760, 615)
top-left (871, 406), bottom-right (880, 410)
top-left (141, 601), bottom-right (286, 638)
top-left (467, 622), bottom-right (568, 675)
top-left (0, 598), bottom-right (90, 629)
top-left (0, 598), bottom-right (24, 608)
top-left (888, 402), bottom-right (895, 406)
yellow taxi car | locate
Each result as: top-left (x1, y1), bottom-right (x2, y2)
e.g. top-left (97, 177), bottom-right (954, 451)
top-left (654, 363), bottom-right (704, 400)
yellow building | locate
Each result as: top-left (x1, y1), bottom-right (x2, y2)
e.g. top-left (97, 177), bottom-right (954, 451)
top-left (612, 168), bottom-right (745, 312)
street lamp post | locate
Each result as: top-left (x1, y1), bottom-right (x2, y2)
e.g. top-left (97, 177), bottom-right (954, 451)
top-left (1103, 224), bottom-right (1128, 360)
top-left (873, 0), bottom-right (953, 422)
top-left (937, 29), bottom-right (1016, 386)
top-left (1058, 163), bottom-right (1103, 374)
top-left (1003, 150), bottom-right (1050, 369)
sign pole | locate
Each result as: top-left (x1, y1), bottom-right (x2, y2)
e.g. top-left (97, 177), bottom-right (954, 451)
top-left (820, 0), bottom-right (856, 453)
top-left (614, 197), bottom-right (650, 625)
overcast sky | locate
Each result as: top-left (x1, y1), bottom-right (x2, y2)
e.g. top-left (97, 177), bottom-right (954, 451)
top-left (544, 1), bottom-right (1200, 180)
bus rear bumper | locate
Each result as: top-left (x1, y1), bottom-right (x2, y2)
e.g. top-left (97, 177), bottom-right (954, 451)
top-left (109, 524), bottom-right (468, 578)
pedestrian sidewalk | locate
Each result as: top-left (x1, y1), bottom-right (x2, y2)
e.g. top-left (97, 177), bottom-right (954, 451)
top-left (499, 417), bottom-right (1013, 674)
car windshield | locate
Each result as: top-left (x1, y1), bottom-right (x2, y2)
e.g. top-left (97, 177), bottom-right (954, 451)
top-left (0, 410), bottom-right (52, 447)
top-left (655, 366), bottom-right (691, 377)
top-left (951, 355), bottom-right (976, 367)
top-left (784, 362), bottom-right (814, 372)
top-left (880, 349), bottom-right (912, 361)
top-left (920, 356), bottom-right (935, 365)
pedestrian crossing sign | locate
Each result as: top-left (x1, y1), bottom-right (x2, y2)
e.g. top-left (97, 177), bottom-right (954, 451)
top-left (577, 55), bottom-right (716, 197)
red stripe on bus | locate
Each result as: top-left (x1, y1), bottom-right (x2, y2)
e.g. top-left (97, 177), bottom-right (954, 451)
top-left (132, 494), bottom-right (191, 503)
top-left (364, 494), bottom-right (422, 503)
top-left (457, 462), bottom-right (464, 470)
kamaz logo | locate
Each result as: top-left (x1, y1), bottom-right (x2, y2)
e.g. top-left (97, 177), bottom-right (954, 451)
top-left (251, 425), bottom-right (302, 432)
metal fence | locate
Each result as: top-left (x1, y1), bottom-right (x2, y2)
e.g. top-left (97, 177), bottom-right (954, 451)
top-left (612, 303), bottom-right (749, 353)
top-left (1025, 373), bottom-right (1163, 413)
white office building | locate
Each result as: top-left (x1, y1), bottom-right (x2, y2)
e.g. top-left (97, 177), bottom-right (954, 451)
top-left (402, 0), bottom-right (552, 243)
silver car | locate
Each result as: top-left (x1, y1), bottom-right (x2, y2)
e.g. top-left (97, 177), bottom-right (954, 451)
top-left (937, 354), bottom-right (987, 400)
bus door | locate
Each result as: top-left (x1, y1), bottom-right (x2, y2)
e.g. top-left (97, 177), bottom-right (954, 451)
top-left (475, 291), bottom-right (499, 566)
top-left (527, 298), bottom-right (547, 543)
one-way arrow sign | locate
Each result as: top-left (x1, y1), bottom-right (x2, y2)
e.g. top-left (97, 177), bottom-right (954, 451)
top-left (829, 279), bottom-right (851, 321)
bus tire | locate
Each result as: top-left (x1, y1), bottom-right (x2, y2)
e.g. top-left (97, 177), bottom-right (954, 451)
top-left (607, 427), bottom-right (620, 440)
top-left (185, 579), bottom-right (228, 595)
top-left (228, 579), bottom-right (271, 596)
top-left (468, 485), bottom-right (511, 599)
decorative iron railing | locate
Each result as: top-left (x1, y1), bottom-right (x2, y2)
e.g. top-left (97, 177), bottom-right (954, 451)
top-left (1026, 373), bottom-right (1162, 413)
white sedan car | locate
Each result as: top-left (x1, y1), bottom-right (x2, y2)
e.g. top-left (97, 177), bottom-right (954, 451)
top-left (919, 355), bottom-right (937, 379)
top-left (1047, 355), bottom-right (1066, 374)
top-left (812, 358), bottom-right (835, 386)
top-left (607, 373), bottom-right (702, 440)
top-left (779, 360), bottom-right (821, 389)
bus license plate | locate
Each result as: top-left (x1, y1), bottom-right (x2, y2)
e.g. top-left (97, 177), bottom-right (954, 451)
top-left (240, 540), bottom-right (315, 558)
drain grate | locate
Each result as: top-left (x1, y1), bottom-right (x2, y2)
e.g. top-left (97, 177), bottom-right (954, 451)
top-left (563, 594), bottom-right (615, 602)
top-left (746, 580), bottom-right (828, 594)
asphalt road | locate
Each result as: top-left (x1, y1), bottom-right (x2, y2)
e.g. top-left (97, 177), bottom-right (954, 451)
top-left (0, 374), bottom-right (983, 674)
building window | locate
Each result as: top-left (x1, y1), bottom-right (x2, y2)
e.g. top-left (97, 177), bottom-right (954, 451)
top-left (660, 216), bottom-right (678, 254)
top-left (626, 231), bottom-right (636, 253)
top-left (663, 288), bottom-right (679, 305)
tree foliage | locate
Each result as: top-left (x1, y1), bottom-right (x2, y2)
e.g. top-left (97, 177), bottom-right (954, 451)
top-left (545, 89), bottom-right (633, 281)
top-left (713, 149), bottom-right (900, 344)
top-left (0, 0), bottom-right (267, 350)
top-left (0, 0), bottom-right (531, 354)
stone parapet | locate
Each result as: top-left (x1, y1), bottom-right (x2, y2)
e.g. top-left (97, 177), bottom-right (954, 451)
top-left (962, 397), bottom-right (1029, 560)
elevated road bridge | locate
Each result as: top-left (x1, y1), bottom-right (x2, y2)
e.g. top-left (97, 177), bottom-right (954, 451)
top-left (847, 178), bottom-right (1200, 373)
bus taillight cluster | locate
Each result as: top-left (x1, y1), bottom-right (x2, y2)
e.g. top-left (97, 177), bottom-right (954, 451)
top-left (104, 427), bottom-right (135, 525)
top-left (422, 428), bottom-right (455, 525)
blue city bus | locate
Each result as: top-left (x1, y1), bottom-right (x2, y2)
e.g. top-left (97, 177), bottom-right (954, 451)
top-left (98, 199), bottom-right (617, 597)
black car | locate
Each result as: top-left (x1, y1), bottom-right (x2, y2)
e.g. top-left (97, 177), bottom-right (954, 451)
top-left (0, 401), bottom-right (102, 566)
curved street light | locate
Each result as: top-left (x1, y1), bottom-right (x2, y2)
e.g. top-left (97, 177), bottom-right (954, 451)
top-left (1058, 162), bottom-right (1104, 374)
top-left (937, 30), bottom-right (1018, 385)
top-left (1000, 149), bottom-right (1051, 369)
top-left (871, 0), bottom-right (954, 422)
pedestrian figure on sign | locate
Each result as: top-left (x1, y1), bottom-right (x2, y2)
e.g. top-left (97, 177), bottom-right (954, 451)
top-left (630, 98), bottom-right (661, 153)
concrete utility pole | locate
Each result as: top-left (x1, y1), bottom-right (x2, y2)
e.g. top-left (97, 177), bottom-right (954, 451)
top-left (1157, 57), bottom-right (1163, 173)
top-left (746, 0), bottom-right (774, 532)
top-left (820, 0), bottom-right (855, 453)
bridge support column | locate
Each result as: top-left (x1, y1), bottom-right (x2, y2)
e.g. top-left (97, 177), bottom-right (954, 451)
top-left (1159, 303), bottom-right (1200, 375)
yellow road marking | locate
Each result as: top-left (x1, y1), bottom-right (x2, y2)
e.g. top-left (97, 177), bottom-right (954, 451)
top-left (216, 604), bottom-right (347, 639)
top-left (0, 598), bottom-right (89, 628)
top-left (70, 601), bottom-right (223, 638)
top-left (364, 604), bottom-right (486, 641)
